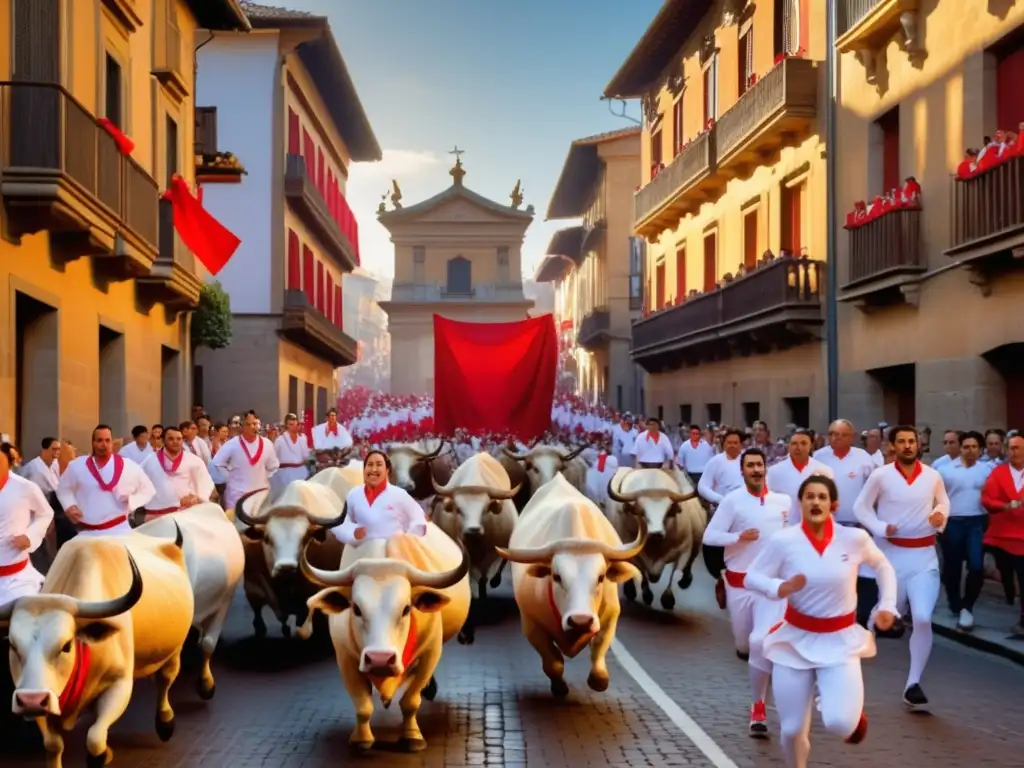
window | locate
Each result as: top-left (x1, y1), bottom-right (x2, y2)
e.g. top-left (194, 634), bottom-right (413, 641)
top-left (774, 0), bottom-right (807, 57)
top-left (780, 183), bottom-right (804, 254)
top-left (195, 106), bottom-right (217, 155)
top-left (738, 29), bottom-right (753, 96)
top-left (497, 246), bottom-right (510, 282)
top-left (706, 403), bottom-right (722, 425)
top-left (287, 108), bottom-right (300, 155)
top-left (104, 54), bottom-right (123, 129)
top-left (287, 230), bottom-right (300, 289)
top-left (657, 405), bottom-right (664, 422)
top-left (446, 256), bottom-right (472, 294)
top-left (413, 245), bottom-right (426, 283)
top-left (672, 97), bottom-right (684, 155)
top-left (288, 376), bottom-right (299, 415)
top-left (165, 115), bottom-right (178, 187)
top-left (702, 233), bottom-right (717, 292)
top-left (655, 260), bottom-right (666, 309)
top-left (875, 107), bottom-right (900, 193)
top-left (628, 237), bottom-right (644, 311)
top-left (334, 285), bottom-right (343, 327)
top-left (650, 129), bottom-right (663, 171)
top-left (413, 245), bottom-right (426, 263)
top-left (703, 58), bottom-right (718, 124)
top-left (674, 247), bottom-right (686, 301)
top-left (679, 404), bottom-right (692, 425)
top-left (742, 402), bottom-right (761, 426)
top-left (303, 128), bottom-right (315, 178)
top-left (303, 381), bottom-right (314, 415)
top-left (743, 209), bottom-right (758, 269)
top-left (316, 261), bottom-right (325, 313)
top-left (326, 273), bottom-right (334, 319)
top-left (997, 45), bottom-right (1024, 131)
top-left (784, 396), bottom-right (810, 429)
top-left (302, 245), bottom-right (314, 305)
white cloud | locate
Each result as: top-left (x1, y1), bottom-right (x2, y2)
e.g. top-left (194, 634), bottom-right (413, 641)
top-left (351, 149), bottom-right (440, 179)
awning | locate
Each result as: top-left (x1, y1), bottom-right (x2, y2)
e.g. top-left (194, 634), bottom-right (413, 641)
top-left (534, 254), bottom-right (574, 283)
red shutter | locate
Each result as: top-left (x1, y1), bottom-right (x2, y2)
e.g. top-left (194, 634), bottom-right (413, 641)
top-left (674, 249), bottom-right (686, 301)
top-left (287, 229), bottom-right (300, 289)
top-left (326, 273), bottom-right (334, 320)
top-left (997, 49), bottom-right (1024, 132)
top-left (317, 147), bottom-right (325, 195)
top-left (287, 109), bottom-right (300, 155)
top-left (798, 0), bottom-right (810, 53)
top-left (303, 129), bottom-right (315, 177)
top-left (326, 170), bottom-right (335, 220)
top-left (702, 234), bottom-right (717, 292)
top-left (316, 260), bottom-right (325, 313)
top-left (351, 214), bottom-right (360, 264)
top-left (334, 285), bottom-right (343, 327)
top-left (302, 245), bottom-right (314, 304)
top-left (877, 108), bottom-right (900, 192)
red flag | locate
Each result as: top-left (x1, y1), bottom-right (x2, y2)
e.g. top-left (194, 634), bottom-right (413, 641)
top-left (303, 409), bottom-right (314, 449)
top-left (161, 175), bottom-right (240, 274)
top-left (97, 118), bottom-right (135, 155)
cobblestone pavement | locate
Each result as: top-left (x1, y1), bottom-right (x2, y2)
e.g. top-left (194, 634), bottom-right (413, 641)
top-left (5, 570), bottom-right (1024, 767)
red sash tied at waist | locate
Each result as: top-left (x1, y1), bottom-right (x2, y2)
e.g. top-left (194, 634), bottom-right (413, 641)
top-left (0, 559), bottom-right (29, 577)
top-left (145, 507), bottom-right (180, 516)
top-left (886, 534), bottom-right (937, 548)
top-left (782, 606), bottom-right (856, 633)
top-left (78, 515), bottom-right (128, 531)
top-left (724, 570), bottom-right (746, 588)
top-left (279, 462), bottom-right (305, 468)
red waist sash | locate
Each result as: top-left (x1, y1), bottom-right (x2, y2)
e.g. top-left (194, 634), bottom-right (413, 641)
top-left (724, 569), bottom-right (746, 588)
top-left (0, 559), bottom-right (29, 577)
top-left (145, 507), bottom-right (180, 516)
top-left (279, 462), bottom-right (305, 468)
top-left (78, 515), bottom-right (128, 531)
top-left (784, 606), bottom-right (856, 633)
top-left (886, 534), bottom-right (936, 548)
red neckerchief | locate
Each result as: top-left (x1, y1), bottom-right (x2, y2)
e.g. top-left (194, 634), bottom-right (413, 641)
top-left (58, 640), bottom-right (91, 714)
top-left (158, 449), bottom-right (183, 474)
top-left (833, 447), bottom-right (850, 460)
top-left (0, 471), bottom-right (8, 493)
top-left (364, 483), bottom-right (386, 506)
top-left (802, 514), bottom-right (834, 556)
top-left (86, 454), bottom-right (124, 493)
top-left (689, 438), bottom-right (700, 448)
top-left (597, 454), bottom-right (608, 472)
top-left (240, 436), bottom-right (263, 466)
top-left (747, 484), bottom-right (768, 505)
top-left (897, 460), bottom-right (923, 485)
top-left (327, 423), bottom-right (338, 437)
top-left (645, 431), bottom-right (657, 442)
top-left (366, 615), bottom-right (418, 689)
top-left (791, 457), bottom-right (809, 473)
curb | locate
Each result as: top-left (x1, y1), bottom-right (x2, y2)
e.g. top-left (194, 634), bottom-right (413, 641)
top-left (932, 621), bottom-right (1024, 666)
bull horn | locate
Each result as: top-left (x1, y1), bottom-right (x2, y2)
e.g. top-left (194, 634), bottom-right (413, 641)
top-left (304, 492), bottom-right (347, 528)
top-left (669, 490), bottom-right (700, 503)
top-left (501, 447), bottom-right (528, 462)
top-left (407, 540), bottom-right (471, 590)
top-left (606, 474), bottom-right (640, 504)
top-left (300, 539), bottom-right (358, 588)
top-left (486, 483), bottom-right (521, 500)
top-left (561, 445), bottom-right (587, 462)
top-left (75, 550), bottom-right (144, 619)
top-left (603, 515), bottom-right (648, 561)
top-left (173, 521), bottom-right (184, 548)
top-left (431, 475), bottom-right (454, 497)
top-left (495, 542), bottom-right (555, 564)
top-left (414, 441), bottom-right (445, 461)
top-left (234, 488), bottom-right (270, 527)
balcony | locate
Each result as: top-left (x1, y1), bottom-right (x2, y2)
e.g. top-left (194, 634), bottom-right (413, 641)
top-left (634, 128), bottom-right (716, 239)
top-left (576, 308), bottom-right (610, 350)
top-left (836, 0), bottom-right (923, 81)
top-left (194, 106), bottom-right (245, 184)
top-left (153, 21), bottom-right (188, 101)
top-left (715, 58), bottom-right (819, 175)
top-left (280, 289), bottom-right (358, 367)
top-left (386, 282), bottom-right (530, 304)
top-left (0, 81), bottom-right (159, 272)
top-left (840, 208), bottom-right (924, 308)
top-left (284, 153), bottom-right (358, 271)
top-left (946, 158), bottom-right (1024, 291)
top-left (136, 199), bottom-right (202, 310)
top-left (631, 258), bottom-right (824, 373)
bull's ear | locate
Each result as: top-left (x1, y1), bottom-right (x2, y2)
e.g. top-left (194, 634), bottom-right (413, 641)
top-left (411, 589), bottom-right (450, 614)
top-left (308, 587), bottom-right (351, 615)
top-left (525, 564), bottom-right (551, 579)
top-left (77, 621), bottom-right (120, 644)
top-left (605, 562), bottom-right (640, 584)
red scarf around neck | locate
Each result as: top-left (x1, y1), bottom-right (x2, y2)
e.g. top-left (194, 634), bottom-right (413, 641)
top-left (326, 423), bottom-right (338, 437)
top-left (86, 454), bottom-right (124, 493)
top-left (364, 482), bottom-right (386, 506)
top-left (158, 449), bottom-right (183, 474)
top-left (240, 435), bottom-right (263, 466)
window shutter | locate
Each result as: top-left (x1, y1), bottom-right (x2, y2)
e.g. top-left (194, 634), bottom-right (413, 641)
top-left (302, 245), bottom-right (314, 304)
top-left (287, 109), bottom-right (300, 155)
top-left (334, 286), bottom-right (343, 327)
top-left (326, 273), bottom-right (334, 320)
top-left (195, 107), bottom-right (217, 155)
top-left (316, 261), bottom-right (325, 313)
top-left (287, 229), bottom-right (300, 289)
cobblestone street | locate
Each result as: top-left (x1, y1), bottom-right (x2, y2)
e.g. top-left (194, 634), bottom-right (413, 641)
top-left (5, 571), bottom-right (1024, 767)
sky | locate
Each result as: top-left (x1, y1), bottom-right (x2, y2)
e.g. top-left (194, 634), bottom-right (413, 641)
top-left (283, 0), bottom-right (662, 281)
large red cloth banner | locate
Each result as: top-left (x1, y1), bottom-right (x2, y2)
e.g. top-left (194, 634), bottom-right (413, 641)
top-left (433, 314), bottom-right (557, 439)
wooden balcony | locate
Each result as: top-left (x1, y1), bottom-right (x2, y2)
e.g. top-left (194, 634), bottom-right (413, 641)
top-left (837, 0), bottom-right (919, 54)
top-left (715, 58), bottom-right (819, 175)
top-left (631, 258), bottom-right (824, 373)
top-left (946, 158), bottom-right (1024, 287)
top-left (840, 208), bottom-right (924, 308)
top-left (576, 308), bottom-right (610, 350)
top-left (194, 106), bottom-right (245, 184)
top-left (280, 289), bottom-right (358, 367)
top-left (284, 153), bottom-right (357, 271)
top-left (0, 81), bottom-right (159, 272)
top-left (634, 128), bottom-right (716, 239)
top-left (136, 199), bottom-right (202, 310)
top-left (153, 20), bottom-right (188, 101)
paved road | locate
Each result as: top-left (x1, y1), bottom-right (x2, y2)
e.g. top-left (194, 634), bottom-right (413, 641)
top-left (5, 570), bottom-right (1023, 767)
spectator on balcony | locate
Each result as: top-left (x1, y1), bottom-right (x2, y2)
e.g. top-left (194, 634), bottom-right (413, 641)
top-left (900, 177), bottom-right (922, 208)
top-left (957, 149), bottom-right (979, 179)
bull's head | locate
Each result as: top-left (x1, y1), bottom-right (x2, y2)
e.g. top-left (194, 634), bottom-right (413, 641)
top-left (301, 540), bottom-right (469, 679)
top-left (607, 469), bottom-right (698, 536)
top-left (495, 516), bottom-right (646, 637)
top-left (235, 484), bottom-right (346, 577)
top-left (1, 549), bottom-right (143, 718)
top-left (431, 475), bottom-right (521, 536)
top-left (388, 441), bottom-right (446, 493)
top-left (502, 444), bottom-right (586, 488)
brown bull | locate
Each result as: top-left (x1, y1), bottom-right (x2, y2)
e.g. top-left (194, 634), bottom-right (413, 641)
top-left (388, 441), bottom-right (456, 500)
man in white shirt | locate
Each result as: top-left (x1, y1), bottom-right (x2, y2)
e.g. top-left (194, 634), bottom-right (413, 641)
top-left (273, 413), bottom-right (312, 498)
top-left (213, 410), bottom-right (280, 510)
top-left (180, 420), bottom-right (212, 463)
top-left (931, 430), bottom-right (963, 470)
top-left (139, 426), bottom-right (216, 522)
top-left (611, 413), bottom-right (638, 467)
top-left (865, 427), bottom-right (885, 468)
top-left (312, 408), bottom-right (354, 452)
top-left (119, 425), bottom-right (153, 465)
top-left (676, 424), bottom-right (715, 484)
top-left (632, 417), bottom-right (674, 468)
top-left (21, 437), bottom-right (61, 496)
top-left (766, 429), bottom-right (834, 515)
top-left (935, 431), bottom-right (991, 630)
top-left (854, 425), bottom-right (950, 708)
top-left (697, 429), bottom-right (746, 607)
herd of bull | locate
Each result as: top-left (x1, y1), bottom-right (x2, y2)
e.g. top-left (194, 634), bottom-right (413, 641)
top-left (0, 439), bottom-right (708, 765)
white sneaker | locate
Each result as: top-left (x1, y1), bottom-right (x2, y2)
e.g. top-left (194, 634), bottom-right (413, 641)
top-left (958, 609), bottom-right (974, 630)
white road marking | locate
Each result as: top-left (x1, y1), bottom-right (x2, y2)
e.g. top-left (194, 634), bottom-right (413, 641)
top-left (611, 638), bottom-right (740, 768)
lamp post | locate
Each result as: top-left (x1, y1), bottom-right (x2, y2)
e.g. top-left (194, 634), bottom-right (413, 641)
top-left (825, 0), bottom-right (840, 422)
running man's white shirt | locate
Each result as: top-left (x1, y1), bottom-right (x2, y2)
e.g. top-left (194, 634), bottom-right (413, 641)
top-left (766, 457), bottom-right (834, 516)
top-left (697, 452), bottom-right (743, 504)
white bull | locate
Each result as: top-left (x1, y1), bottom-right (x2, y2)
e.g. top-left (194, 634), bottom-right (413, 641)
top-left (235, 469), bottom-right (350, 637)
top-left (2, 532), bottom-right (193, 768)
top-left (496, 475), bottom-right (645, 698)
top-left (605, 467), bottom-right (707, 610)
top-left (430, 453), bottom-right (519, 644)
top-left (501, 443), bottom-right (588, 497)
top-left (136, 503), bottom-right (244, 700)
top-left (299, 526), bottom-right (470, 753)
top-left (386, 439), bottom-right (456, 500)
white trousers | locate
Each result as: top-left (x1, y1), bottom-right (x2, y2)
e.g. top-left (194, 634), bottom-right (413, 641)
top-left (895, 568), bottom-right (940, 688)
top-left (772, 660), bottom-right (863, 768)
top-left (726, 585), bottom-right (779, 673)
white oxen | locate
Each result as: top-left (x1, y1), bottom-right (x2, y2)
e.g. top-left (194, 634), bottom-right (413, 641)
top-left (585, 453), bottom-right (620, 505)
top-left (501, 443), bottom-right (588, 496)
top-left (496, 475), bottom-right (645, 698)
top-left (1, 533), bottom-right (193, 768)
top-left (299, 526), bottom-right (470, 753)
top-left (430, 453), bottom-right (519, 643)
top-left (605, 467), bottom-right (707, 610)
top-left (135, 503), bottom-right (244, 700)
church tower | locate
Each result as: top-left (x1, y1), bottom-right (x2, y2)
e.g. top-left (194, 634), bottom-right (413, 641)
top-left (378, 150), bottom-right (535, 396)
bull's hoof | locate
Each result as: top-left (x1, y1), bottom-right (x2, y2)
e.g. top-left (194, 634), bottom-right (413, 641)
top-left (155, 715), bottom-right (175, 742)
top-left (196, 678), bottom-right (216, 701)
top-left (677, 569), bottom-right (693, 590)
top-left (398, 737), bottom-right (428, 753)
top-left (457, 629), bottom-right (475, 645)
top-left (550, 678), bottom-right (569, 698)
top-left (349, 740), bottom-right (374, 754)
top-left (623, 580), bottom-right (637, 601)
top-left (587, 671), bottom-right (609, 692)
top-left (422, 676), bottom-right (438, 701)
top-left (280, 623), bottom-right (291, 638)
top-left (641, 588), bottom-right (654, 606)
top-left (660, 590), bottom-right (676, 611)
top-left (85, 747), bottom-right (112, 768)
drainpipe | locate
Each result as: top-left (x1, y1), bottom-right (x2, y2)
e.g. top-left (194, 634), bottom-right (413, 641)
top-left (825, 0), bottom-right (839, 423)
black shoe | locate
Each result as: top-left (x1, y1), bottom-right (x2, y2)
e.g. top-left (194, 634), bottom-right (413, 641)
top-left (903, 683), bottom-right (928, 707)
